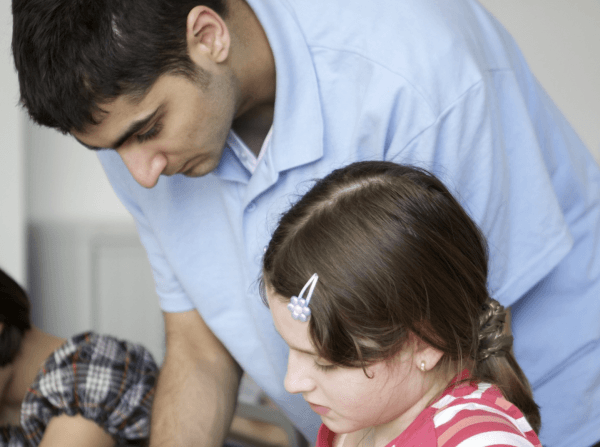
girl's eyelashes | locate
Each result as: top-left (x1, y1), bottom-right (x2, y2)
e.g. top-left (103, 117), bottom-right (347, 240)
top-left (137, 122), bottom-right (163, 143)
top-left (314, 361), bottom-right (336, 372)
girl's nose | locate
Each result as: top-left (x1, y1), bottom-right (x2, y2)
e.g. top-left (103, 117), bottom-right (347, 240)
top-left (284, 351), bottom-right (316, 395)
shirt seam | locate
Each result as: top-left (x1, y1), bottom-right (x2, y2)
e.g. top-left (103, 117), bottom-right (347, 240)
top-left (389, 79), bottom-right (486, 156)
top-left (308, 44), bottom-right (514, 118)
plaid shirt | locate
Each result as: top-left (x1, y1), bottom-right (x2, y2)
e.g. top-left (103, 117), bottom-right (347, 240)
top-left (1, 332), bottom-right (158, 446)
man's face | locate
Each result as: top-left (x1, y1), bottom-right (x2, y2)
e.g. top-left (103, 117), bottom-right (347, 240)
top-left (72, 71), bottom-right (239, 188)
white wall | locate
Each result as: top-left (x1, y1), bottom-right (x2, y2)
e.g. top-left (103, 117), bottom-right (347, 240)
top-left (0, 0), bottom-right (25, 283)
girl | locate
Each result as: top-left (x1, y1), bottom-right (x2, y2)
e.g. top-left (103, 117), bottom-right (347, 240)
top-left (0, 267), bottom-right (157, 447)
top-left (262, 161), bottom-right (542, 447)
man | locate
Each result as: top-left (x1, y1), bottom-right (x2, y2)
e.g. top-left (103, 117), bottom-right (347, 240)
top-left (12, 0), bottom-right (600, 446)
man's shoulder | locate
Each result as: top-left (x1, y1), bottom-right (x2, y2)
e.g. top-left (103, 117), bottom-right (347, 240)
top-left (274, 0), bottom-right (503, 67)
top-left (258, 0), bottom-right (513, 117)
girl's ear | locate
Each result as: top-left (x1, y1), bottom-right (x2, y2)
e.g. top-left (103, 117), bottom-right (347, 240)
top-left (186, 5), bottom-right (231, 65)
top-left (415, 345), bottom-right (445, 372)
top-left (409, 332), bottom-right (444, 372)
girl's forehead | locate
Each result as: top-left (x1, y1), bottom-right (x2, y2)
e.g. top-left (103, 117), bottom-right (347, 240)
top-left (264, 284), bottom-right (285, 311)
top-left (268, 292), bottom-right (317, 355)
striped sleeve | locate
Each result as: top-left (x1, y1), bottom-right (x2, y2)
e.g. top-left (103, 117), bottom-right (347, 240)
top-left (432, 383), bottom-right (542, 447)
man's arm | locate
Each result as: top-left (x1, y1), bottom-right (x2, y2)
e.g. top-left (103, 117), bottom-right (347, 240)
top-left (150, 309), bottom-right (243, 447)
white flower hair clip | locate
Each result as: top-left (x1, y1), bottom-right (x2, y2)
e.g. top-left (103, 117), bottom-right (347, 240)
top-left (287, 273), bottom-right (319, 322)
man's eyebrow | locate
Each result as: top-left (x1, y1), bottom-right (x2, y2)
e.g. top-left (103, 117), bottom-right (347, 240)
top-left (75, 108), bottom-right (161, 151)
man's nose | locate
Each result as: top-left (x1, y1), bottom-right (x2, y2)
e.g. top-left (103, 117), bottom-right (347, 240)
top-left (118, 144), bottom-right (167, 189)
top-left (284, 351), bottom-right (315, 395)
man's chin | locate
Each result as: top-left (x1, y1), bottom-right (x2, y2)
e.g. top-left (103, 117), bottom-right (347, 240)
top-left (181, 159), bottom-right (219, 178)
top-left (181, 157), bottom-right (219, 178)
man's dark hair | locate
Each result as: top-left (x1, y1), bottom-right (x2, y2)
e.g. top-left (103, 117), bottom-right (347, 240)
top-left (12, 0), bottom-right (228, 134)
top-left (0, 268), bottom-right (31, 366)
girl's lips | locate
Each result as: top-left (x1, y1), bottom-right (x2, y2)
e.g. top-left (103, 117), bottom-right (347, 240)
top-left (308, 402), bottom-right (331, 416)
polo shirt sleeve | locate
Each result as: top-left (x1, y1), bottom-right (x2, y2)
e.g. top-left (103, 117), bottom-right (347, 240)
top-left (97, 150), bottom-right (196, 313)
top-left (384, 73), bottom-right (573, 307)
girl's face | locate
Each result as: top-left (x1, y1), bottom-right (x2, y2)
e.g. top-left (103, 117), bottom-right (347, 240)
top-left (267, 286), bottom-right (444, 437)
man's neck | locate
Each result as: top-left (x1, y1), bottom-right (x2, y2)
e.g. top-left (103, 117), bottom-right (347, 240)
top-left (227, 0), bottom-right (276, 150)
top-left (232, 103), bottom-right (274, 156)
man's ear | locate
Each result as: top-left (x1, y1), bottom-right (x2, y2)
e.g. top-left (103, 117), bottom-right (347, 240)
top-left (186, 6), bottom-right (231, 65)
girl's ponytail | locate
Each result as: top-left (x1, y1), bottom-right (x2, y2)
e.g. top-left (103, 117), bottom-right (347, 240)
top-left (473, 298), bottom-right (541, 434)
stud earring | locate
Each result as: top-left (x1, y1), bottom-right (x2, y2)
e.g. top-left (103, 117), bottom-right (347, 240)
top-left (420, 361), bottom-right (426, 372)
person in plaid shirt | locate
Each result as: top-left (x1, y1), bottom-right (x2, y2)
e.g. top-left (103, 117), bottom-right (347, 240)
top-left (0, 268), bottom-right (158, 447)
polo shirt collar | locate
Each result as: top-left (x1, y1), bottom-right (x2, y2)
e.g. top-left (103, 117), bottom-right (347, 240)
top-left (246, 0), bottom-right (324, 173)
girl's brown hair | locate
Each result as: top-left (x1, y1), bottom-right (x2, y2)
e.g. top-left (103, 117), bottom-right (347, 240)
top-left (262, 161), bottom-right (540, 433)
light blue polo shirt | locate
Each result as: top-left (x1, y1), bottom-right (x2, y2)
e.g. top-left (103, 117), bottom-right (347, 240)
top-left (98, 0), bottom-right (600, 445)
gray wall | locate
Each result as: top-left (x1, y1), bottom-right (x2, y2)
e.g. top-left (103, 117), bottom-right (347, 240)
top-left (480, 0), bottom-right (600, 156)
top-left (0, 0), bottom-right (25, 283)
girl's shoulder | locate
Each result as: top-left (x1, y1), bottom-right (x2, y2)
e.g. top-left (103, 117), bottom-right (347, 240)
top-left (41, 331), bottom-right (158, 374)
top-left (427, 380), bottom-right (542, 447)
top-left (19, 332), bottom-right (158, 446)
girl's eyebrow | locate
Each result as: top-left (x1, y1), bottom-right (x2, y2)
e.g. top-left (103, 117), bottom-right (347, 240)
top-left (290, 346), bottom-right (318, 357)
top-left (272, 325), bottom-right (318, 356)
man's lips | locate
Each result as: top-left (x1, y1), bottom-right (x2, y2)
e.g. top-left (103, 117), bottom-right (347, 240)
top-left (308, 402), bottom-right (331, 416)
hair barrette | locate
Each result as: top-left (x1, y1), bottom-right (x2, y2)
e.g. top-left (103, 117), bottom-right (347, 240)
top-left (287, 273), bottom-right (319, 322)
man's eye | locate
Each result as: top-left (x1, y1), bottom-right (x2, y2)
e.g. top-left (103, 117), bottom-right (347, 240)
top-left (137, 123), bottom-right (162, 143)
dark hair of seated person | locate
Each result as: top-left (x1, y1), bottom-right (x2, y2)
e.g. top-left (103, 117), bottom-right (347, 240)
top-left (0, 268), bottom-right (31, 367)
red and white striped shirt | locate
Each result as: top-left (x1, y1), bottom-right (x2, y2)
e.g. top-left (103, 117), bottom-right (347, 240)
top-left (316, 371), bottom-right (542, 447)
